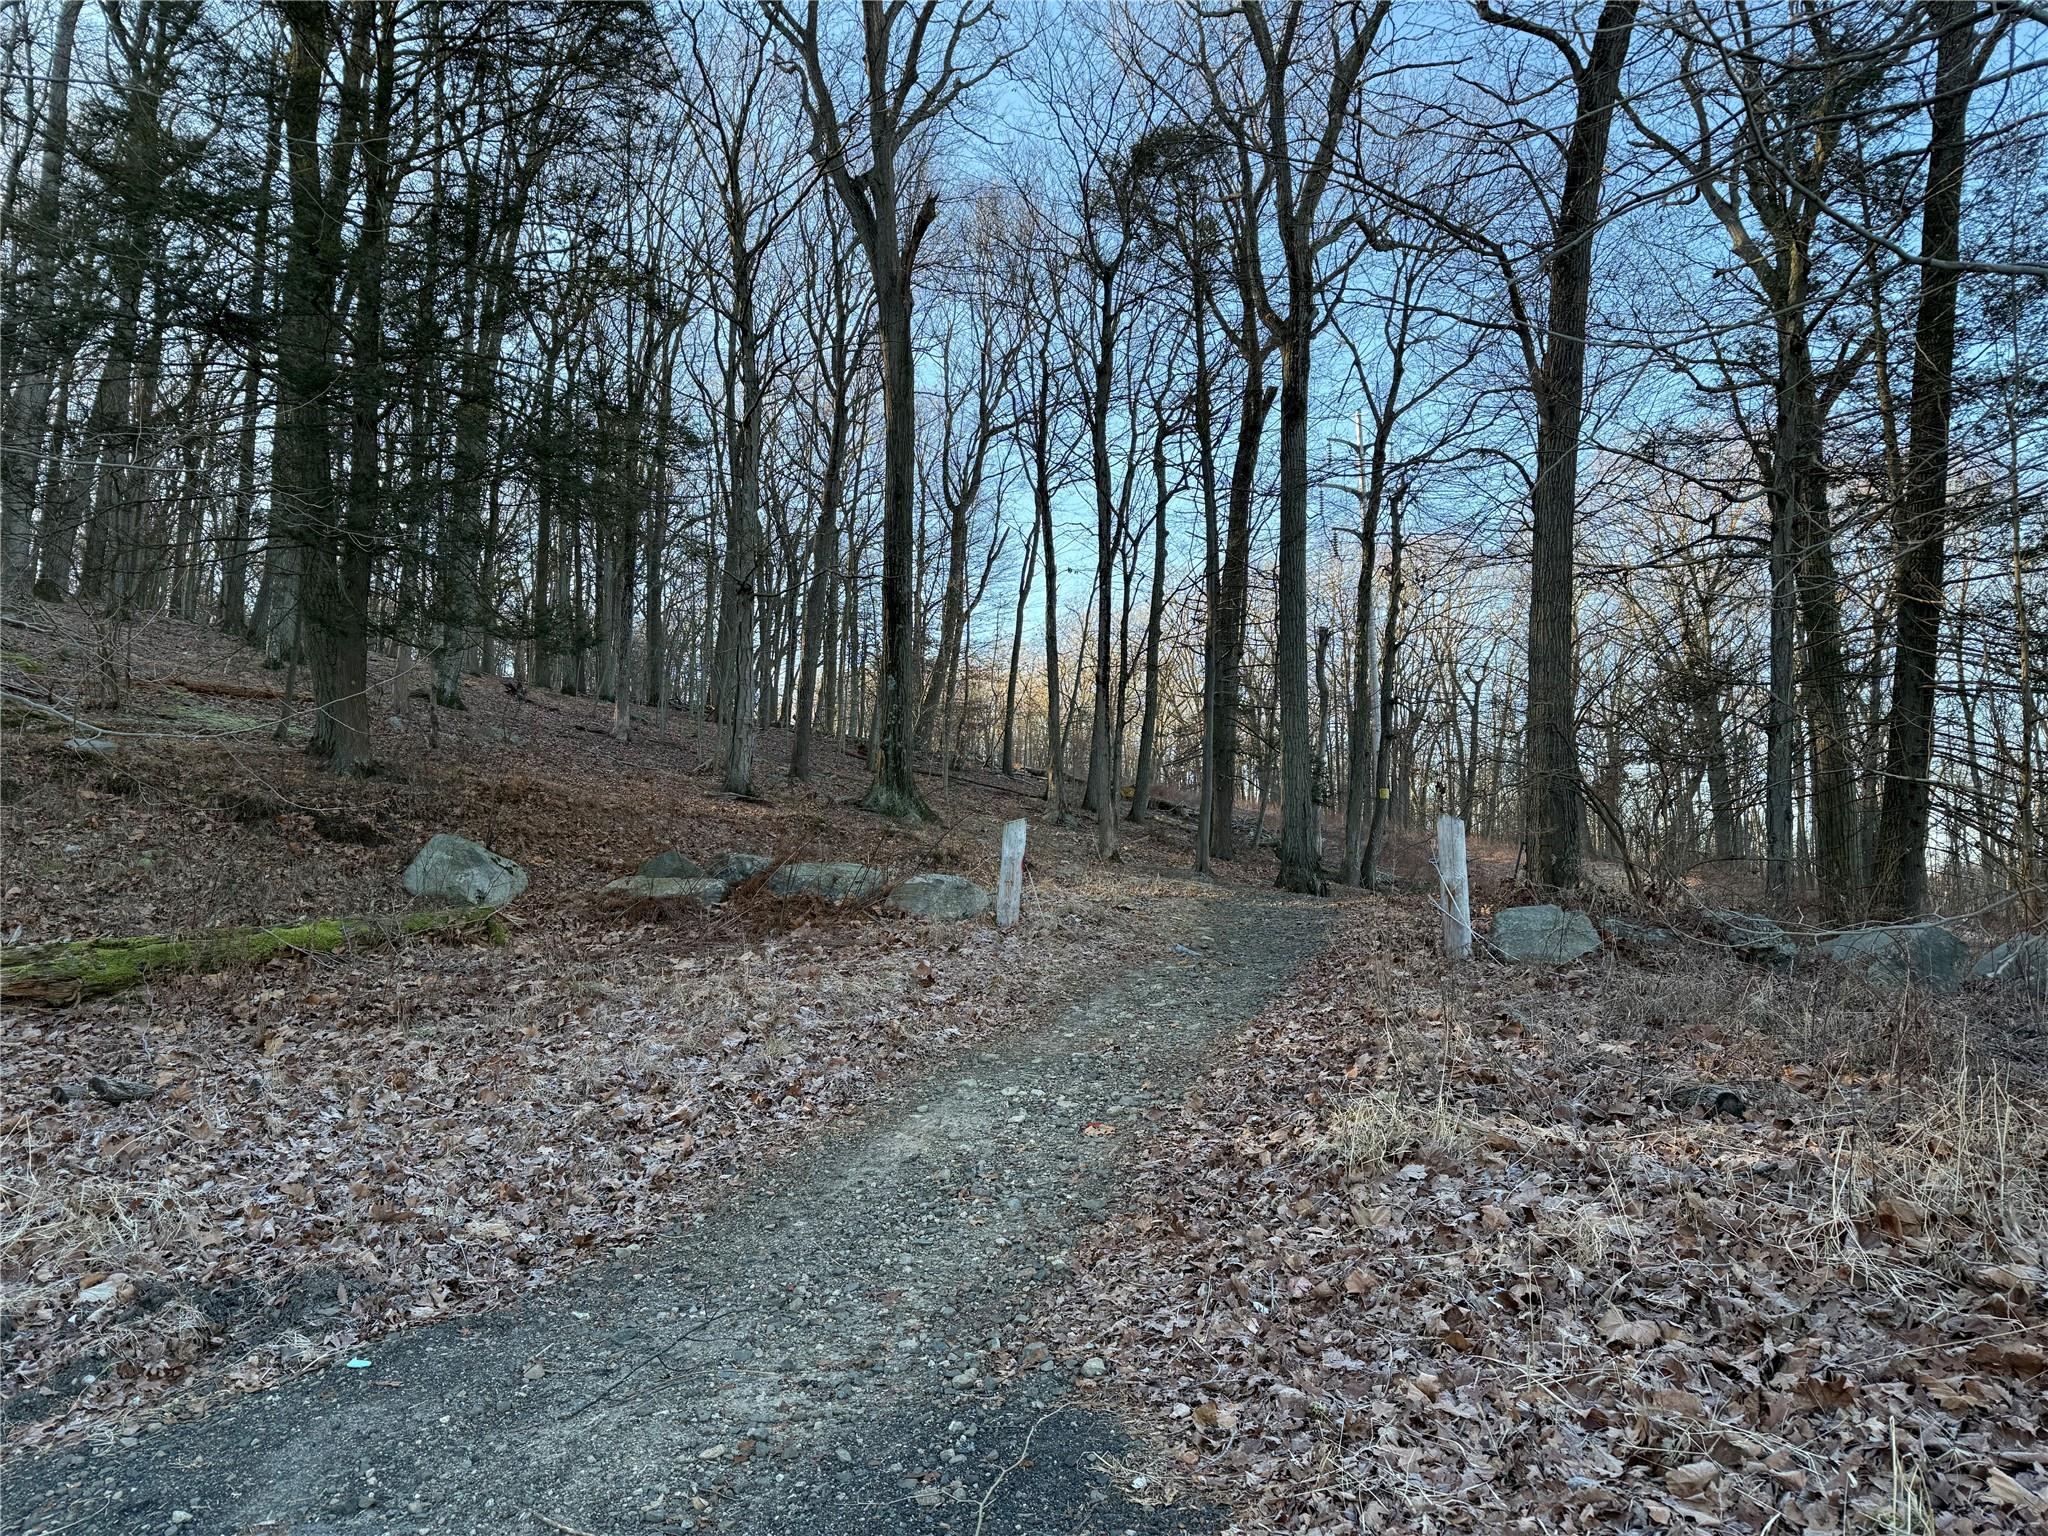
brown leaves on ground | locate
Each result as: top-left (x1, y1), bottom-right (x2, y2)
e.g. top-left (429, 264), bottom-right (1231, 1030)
top-left (1054, 898), bottom-right (2048, 1534)
top-left (3, 898), bottom-right (1131, 1448)
top-left (0, 608), bottom-right (1237, 1452)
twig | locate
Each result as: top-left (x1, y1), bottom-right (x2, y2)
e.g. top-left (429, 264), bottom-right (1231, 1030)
top-left (555, 1310), bottom-right (723, 1421)
top-left (0, 688), bottom-right (101, 735)
top-left (1828, 1318), bottom-right (2045, 1373)
top-left (22, 1496), bottom-right (114, 1535)
top-left (525, 1511), bottom-right (604, 1536)
top-left (972, 1405), bottom-right (1066, 1536)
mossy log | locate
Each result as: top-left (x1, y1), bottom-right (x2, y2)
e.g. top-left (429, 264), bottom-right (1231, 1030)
top-left (0, 906), bottom-right (506, 1005)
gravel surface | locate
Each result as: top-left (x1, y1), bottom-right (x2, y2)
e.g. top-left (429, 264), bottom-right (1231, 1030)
top-left (5, 886), bottom-right (1330, 1536)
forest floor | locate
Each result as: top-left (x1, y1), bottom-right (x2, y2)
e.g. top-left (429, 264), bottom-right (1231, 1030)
top-left (1052, 898), bottom-right (2048, 1534)
top-left (4, 605), bottom-right (2046, 1534)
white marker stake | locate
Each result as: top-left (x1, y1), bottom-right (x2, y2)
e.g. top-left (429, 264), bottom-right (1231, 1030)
top-left (1437, 813), bottom-right (1471, 961)
top-left (997, 818), bottom-right (1027, 929)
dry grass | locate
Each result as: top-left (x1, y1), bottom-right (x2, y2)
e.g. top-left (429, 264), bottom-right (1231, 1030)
top-left (0, 1171), bottom-right (205, 1316)
top-left (1323, 1081), bottom-right (1479, 1176)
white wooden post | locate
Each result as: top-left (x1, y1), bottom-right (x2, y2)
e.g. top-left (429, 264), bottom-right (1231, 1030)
top-left (1437, 813), bottom-right (1471, 961)
top-left (997, 818), bottom-right (1027, 929)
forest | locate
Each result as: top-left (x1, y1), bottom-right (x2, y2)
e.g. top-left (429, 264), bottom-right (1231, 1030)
top-left (2, 0), bottom-right (2041, 912)
top-left (4, 3), bottom-right (2047, 1534)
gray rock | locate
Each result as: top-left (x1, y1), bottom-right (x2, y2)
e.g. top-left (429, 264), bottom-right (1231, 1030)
top-left (1491, 904), bottom-right (1601, 964)
top-left (710, 851), bottom-right (776, 884)
top-left (603, 875), bottom-right (730, 904)
top-left (769, 861), bottom-right (887, 903)
top-left (1706, 909), bottom-right (1797, 965)
top-left (1601, 915), bottom-right (1677, 946)
top-left (1825, 923), bottom-right (1969, 993)
top-left (1973, 934), bottom-right (2048, 998)
top-left (637, 850), bottom-right (706, 880)
top-left (885, 874), bottom-right (991, 922)
top-left (63, 736), bottom-right (115, 757)
top-left (402, 834), bottom-right (528, 908)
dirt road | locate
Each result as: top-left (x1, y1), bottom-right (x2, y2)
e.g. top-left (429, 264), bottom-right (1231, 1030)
top-left (6, 887), bottom-right (1329, 1536)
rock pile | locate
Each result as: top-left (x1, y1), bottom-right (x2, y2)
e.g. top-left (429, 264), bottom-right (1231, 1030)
top-left (1484, 898), bottom-right (2034, 998)
top-left (595, 851), bottom-right (994, 923)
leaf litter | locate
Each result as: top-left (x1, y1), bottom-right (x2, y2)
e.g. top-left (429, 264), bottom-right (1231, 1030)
top-left (1050, 895), bottom-right (2047, 1534)
top-left (1, 608), bottom-right (1247, 1456)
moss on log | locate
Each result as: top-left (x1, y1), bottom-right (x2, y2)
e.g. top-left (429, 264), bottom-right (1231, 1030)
top-left (0, 906), bottom-right (506, 1005)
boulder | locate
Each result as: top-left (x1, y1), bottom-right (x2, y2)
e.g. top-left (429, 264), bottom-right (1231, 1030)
top-left (710, 851), bottom-right (775, 884)
top-left (1601, 915), bottom-right (1676, 947)
top-left (1825, 923), bottom-right (1968, 994)
top-left (63, 736), bottom-right (115, 758)
top-left (1491, 904), bottom-right (1601, 964)
top-left (886, 873), bottom-right (991, 922)
top-left (1706, 909), bottom-right (1797, 965)
top-left (637, 850), bottom-right (707, 879)
top-left (1973, 934), bottom-right (2048, 998)
top-left (603, 875), bottom-right (729, 905)
top-left (769, 861), bottom-right (887, 903)
top-left (403, 834), bottom-right (527, 908)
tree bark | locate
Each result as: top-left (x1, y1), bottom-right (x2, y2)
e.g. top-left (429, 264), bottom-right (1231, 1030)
top-left (223, 97), bottom-right (283, 636)
top-left (1129, 416), bottom-right (1172, 822)
top-left (1518, 1), bottom-right (1636, 890)
top-left (275, 3), bottom-right (367, 769)
top-left (1362, 487), bottom-right (1405, 883)
top-left (0, 0), bottom-right (84, 605)
top-left (1872, 4), bottom-right (1986, 917)
top-left (1000, 515), bottom-right (1037, 778)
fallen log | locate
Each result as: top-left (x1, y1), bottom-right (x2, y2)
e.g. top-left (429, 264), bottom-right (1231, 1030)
top-left (1, 906), bottom-right (506, 1006)
top-left (168, 676), bottom-right (287, 702)
top-left (52, 1076), bottom-right (157, 1105)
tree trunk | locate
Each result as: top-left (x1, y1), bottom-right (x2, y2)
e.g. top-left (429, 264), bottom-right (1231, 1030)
top-left (0, 0), bottom-right (84, 605)
top-left (861, 221), bottom-right (933, 819)
top-left (1031, 384), bottom-right (1067, 821)
top-left (275, 3), bottom-right (368, 771)
top-left (1272, 294), bottom-right (1319, 891)
top-left (1192, 289), bottom-right (1221, 875)
top-left (1000, 515), bottom-right (1037, 778)
top-left (223, 95), bottom-right (282, 636)
top-left (1362, 489), bottom-right (1405, 883)
top-left (1775, 325), bottom-right (1860, 910)
top-left (1086, 275), bottom-right (1121, 859)
top-left (1129, 420), bottom-right (1171, 823)
top-left (1872, 4), bottom-right (1982, 917)
top-left (32, 356), bottom-right (80, 598)
top-left (1522, 0), bottom-right (1638, 890)
top-left (715, 279), bottom-right (766, 792)
top-left (1211, 372), bottom-right (1272, 860)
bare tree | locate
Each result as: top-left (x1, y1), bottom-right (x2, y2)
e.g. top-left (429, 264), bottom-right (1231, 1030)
top-left (1198, 0), bottom-right (1389, 890)
top-left (1872, 2), bottom-right (2016, 916)
top-left (760, 0), bottom-right (1010, 820)
top-left (681, 13), bottom-right (812, 792)
top-left (0, 0), bottom-right (83, 606)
